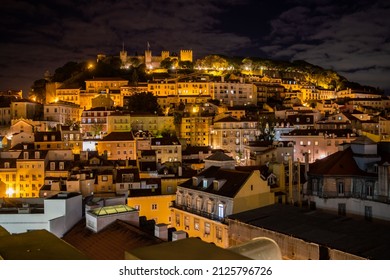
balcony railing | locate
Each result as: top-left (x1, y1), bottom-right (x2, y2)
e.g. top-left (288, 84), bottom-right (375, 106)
top-left (171, 201), bottom-right (226, 223)
top-left (304, 190), bottom-right (390, 204)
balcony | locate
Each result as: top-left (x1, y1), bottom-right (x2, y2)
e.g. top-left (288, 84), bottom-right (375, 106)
top-left (304, 190), bottom-right (390, 204)
top-left (171, 201), bottom-right (226, 223)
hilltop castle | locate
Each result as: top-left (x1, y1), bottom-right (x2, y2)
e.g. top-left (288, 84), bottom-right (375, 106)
top-left (118, 45), bottom-right (193, 69)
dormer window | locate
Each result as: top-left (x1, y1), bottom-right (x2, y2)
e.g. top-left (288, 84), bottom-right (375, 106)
top-left (4, 162), bottom-right (10, 168)
top-left (23, 152), bottom-right (29, 159)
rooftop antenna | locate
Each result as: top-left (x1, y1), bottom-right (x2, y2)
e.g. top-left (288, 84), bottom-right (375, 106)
top-left (147, 41), bottom-right (150, 51)
top-left (122, 41), bottom-right (125, 52)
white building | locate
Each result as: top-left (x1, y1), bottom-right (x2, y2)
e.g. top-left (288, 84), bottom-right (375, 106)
top-left (0, 192), bottom-right (82, 237)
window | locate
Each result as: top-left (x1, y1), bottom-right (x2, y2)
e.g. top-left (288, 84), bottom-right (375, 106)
top-left (102, 175), bottom-right (108, 181)
top-left (196, 197), bottom-right (203, 211)
top-left (122, 174), bottom-right (134, 182)
top-left (207, 200), bottom-right (214, 214)
top-left (175, 214), bottom-right (180, 226)
top-left (216, 226), bottom-right (222, 240)
top-left (186, 194), bottom-right (192, 208)
top-left (134, 205), bottom-right (140, 210)
top-left (218, 203), bottom-right (225, 218)
top-left (366, 181), bottom-right (374, 197)
top-left (204, 222), bottom-right (210, 236)
top-left (194, 218), bottom-right (200, 231)
top-left (4, 162), bottom-right (9, 168)
top-left (50, 162), bottom-right (55, 170)
top-left (184, 216), bottom-right (190, 229)
top-left (152, 203), bottom-right (158, 210)
top-left (337, 181), bottom-right (344, 195)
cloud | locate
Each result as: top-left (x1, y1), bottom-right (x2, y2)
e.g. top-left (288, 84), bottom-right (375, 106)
top-left (0, 0), bottom-right (252, 93)
top-left (261, 0), bottom-right (390, 90)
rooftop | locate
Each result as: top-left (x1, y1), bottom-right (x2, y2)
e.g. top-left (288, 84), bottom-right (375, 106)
top-left (88, 205), bottom-right (137, 217)
top-left (62, 219), bottom-right (163, 260)
top-left (101, 131), bottom-right (134, 141)
top-left (179, 166), bottom-right (252, 198)
top-left (228, 204), bottom-right (390, 260)
top-left (127, 237), bottom-right (250, 260)
top-left (309, 147), bottom-right (376, 177)
top-left (205, 150), bottom-right (234, 162)
top-left (0, 227), bottom-right (87, 260)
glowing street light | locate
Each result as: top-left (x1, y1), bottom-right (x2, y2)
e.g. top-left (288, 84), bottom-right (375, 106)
top-left (6, 187), bottom-right (14, 197)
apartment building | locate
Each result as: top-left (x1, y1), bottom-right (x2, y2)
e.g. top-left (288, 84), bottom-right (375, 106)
top-left (171, 166), bottom-right (274, 248)
top-left (97, 131), bottom-right (136, 160)
top-left (279, 129), bottom-right (356, 163)
top-left (44, 101), bottom-right (81, 123)
top-left (211, 116), bottom-right (258, 160)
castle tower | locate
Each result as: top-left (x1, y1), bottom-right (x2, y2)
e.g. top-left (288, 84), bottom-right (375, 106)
top-left (145, 50), bottom-right (152, 67)
top-left (161, 50), bottom-right (170, 60)
top-left (119, 42), bottom-right (127, 65)
top-left (180, 50), bottom-right (193, 62)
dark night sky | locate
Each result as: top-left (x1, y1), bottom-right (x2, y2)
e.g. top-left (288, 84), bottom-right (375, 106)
top-left (1, 0), bottom-right (389, 95)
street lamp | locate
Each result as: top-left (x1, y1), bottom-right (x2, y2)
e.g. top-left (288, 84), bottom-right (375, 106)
top-left (6, 187), bottom-right (14, 197)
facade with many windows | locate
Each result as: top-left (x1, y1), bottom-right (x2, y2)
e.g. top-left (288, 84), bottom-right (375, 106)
top-left (171, 166), bottom-right (274, 248)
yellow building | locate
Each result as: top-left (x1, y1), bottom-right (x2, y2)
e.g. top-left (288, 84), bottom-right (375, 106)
top-left (55, 87), bottom-right (81, 105)
top-left (0, 156), bottom-right (18, 198)
top-left (151, 136), bottom-right (182, 165)
top-left (171, 166), bottom-right (274, 248)
top-left (97, 131), bottom-right (136, 160)
top-left (127, 194), bottom-right (176, 225)
top-left (130, 114), bottom-right (175, 136)
top-left (180, 115), bottom-right (212, 146)
top-left (107, 112), bottom-right (131, 134)
top-left (16, 149), bottom-right (47, 198)
top-left (85, 77), bottom-right (128, 94)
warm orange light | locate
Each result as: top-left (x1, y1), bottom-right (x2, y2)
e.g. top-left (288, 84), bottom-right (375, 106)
top-left (6, 188), bottom-right (14, 197)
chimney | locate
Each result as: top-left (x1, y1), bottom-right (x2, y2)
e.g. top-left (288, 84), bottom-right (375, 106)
top-left (154, 223), bottom-right (168, 241)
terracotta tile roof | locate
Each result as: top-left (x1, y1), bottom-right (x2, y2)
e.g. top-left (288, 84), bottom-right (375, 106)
top-left (101, 131), bottom-right (134, 141)
top-left (205, 150), bottom-right (234, 161)
top-left (308, 147), bottom-right (376, 177)
top-left (62, 219), bottom-right (163, 260)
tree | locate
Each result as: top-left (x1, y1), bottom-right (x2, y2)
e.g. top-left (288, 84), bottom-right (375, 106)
top-left (126, 92), bottom-right (162, 114)
top-left (178, 60), bottom-right (193, 69)
top-left (160, 58), bottom-right (174, 69)
top-left (29, 79), bottom-right (47, 103)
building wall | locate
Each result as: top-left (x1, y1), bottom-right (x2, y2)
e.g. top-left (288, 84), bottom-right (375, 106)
top-left (311, 196), bottom-right (390, 222)
top-left (0, 195), bottom-right (82, 237)
top-left (228, 219), bottom-right (320, 260)
top-left (172, 208), bottom-right (229, 248)
top-left (233, 170), bottom-right (274, 214)
top-left (97, 140), bottom-right (136, 160)
top-left (127, 194), bottom-right (175, 224)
